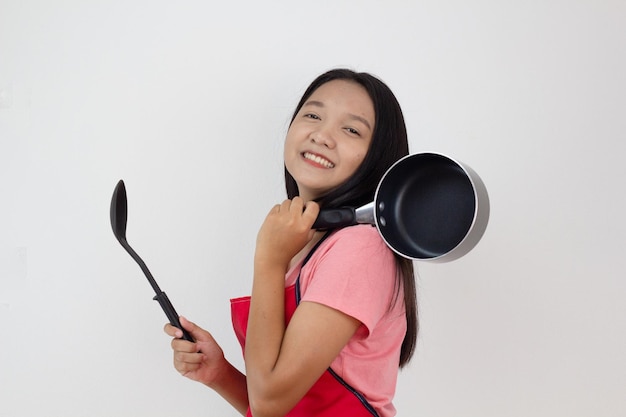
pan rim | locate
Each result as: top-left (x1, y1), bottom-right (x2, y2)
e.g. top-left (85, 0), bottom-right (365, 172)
top-left (373, 151), bottom-right (485, 262)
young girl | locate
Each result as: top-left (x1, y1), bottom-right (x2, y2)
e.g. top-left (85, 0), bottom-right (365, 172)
top-left (165, 69), bottom-right (418, 417)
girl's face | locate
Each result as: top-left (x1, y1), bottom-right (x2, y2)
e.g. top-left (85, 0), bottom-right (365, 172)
top-left (284, 79), bottom-right (375, 202)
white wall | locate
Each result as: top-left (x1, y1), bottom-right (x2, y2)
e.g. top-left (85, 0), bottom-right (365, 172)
top-left (1, 1), bottom-right (624, 416)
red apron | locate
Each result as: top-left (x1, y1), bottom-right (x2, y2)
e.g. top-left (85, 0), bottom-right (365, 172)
top-left (230, 234), bottom-right (379, 417)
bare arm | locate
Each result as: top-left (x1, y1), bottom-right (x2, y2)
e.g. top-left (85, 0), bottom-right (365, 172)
top-left (245, 198), bottom-right (361, 417)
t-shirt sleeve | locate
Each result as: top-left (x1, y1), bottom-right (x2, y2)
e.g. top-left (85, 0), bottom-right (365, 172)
top-left (298, 226), bottom-right (399, 336)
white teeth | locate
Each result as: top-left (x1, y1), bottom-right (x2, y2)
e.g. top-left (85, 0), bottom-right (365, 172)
top-left (303, 152), bottom-right (335, 168)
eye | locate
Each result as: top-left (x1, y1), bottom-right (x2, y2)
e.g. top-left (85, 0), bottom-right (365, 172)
top-left (303, 113), bottom-right (320, 120)
top-left (345, 127), bottom-right (361, 136)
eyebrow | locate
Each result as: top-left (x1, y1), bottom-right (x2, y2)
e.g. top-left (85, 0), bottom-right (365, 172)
top-left (303, 100), bottom-right (373, 132)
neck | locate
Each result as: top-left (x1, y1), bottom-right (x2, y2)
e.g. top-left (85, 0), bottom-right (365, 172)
top-left (288, 231), bottom-right (325, 270)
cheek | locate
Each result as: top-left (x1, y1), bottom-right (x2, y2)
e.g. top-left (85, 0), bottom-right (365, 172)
top-left (284, 131), bottom-right (297, 156)
top-left (352, 153), bottom-right (365, 165)
top-left (344, 152), bottom-right (367, 176)
top-left (352, 144), bottom-right (370, 165)
top-left (348, 143), bottom-right (371, 173)
top-left (284, 126), bottom-right (303, 150)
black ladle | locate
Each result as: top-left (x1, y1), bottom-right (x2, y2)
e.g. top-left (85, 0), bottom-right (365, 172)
top-left (110, 179), bottom-right (194, 342)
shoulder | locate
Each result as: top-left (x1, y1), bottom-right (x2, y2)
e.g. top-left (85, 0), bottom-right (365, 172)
top-left (308, 225), bottom-right (397, 274)
top-left (332, 224), bottom-right (382, 240)
top-left (302, 225), bottom-right (398, 294)
top-left (319, 225), bottom-right (392, 258)
top-left (299, 225), bottom-right (401, 334)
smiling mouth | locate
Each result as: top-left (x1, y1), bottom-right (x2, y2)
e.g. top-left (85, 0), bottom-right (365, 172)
top-left (303, 152), bottom-right (335, 168)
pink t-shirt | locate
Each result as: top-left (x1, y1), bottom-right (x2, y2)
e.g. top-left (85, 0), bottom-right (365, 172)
top-left (285, 225), bottom-right (406, 417)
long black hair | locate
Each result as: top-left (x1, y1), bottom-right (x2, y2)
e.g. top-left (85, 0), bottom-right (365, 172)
top-left (285, 69), bottom-right (418, 367)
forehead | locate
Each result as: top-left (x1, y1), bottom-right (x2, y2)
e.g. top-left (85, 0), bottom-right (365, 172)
top-left (306, 80), bottom-right (374, 114)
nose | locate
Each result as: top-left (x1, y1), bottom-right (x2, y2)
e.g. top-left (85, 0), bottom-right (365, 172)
top-left (310, 127), bottom-right (336, 149)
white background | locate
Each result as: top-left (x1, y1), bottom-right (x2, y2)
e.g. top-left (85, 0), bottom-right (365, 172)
top-left (1, 1), bottom-right (625, 416)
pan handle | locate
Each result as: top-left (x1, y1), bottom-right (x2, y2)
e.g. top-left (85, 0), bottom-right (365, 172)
top-left (312, 208), bottom-right (357, 230)
top-left (312, 202), bottom-right (376, 230)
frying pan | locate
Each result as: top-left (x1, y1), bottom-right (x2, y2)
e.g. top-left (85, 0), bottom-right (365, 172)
top-left (311, 152), bottom-right (490, 262)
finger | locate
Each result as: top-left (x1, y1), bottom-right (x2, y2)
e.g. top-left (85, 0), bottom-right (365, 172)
top-left (280, 198), bottom-right (292, 212)
top-left (176, 361), bottom-right (200, 376)
top-left (303, 200), bottom-right (320, 223)
top-left (171, 337), bottom-right (197, 353)
top-left (289, 196), bottom-right (305, 214)
top-left (179, 316), bottom-right (215, 344)
top-left (164, 323), bottom-right (183, 338)
top-left (173, 351), bottom-right (204, 374)
top-left (174, 350), bottom-right (204, 366)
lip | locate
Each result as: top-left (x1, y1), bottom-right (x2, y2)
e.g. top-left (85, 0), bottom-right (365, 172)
top-left (302, 151), bottom-right (335, 168)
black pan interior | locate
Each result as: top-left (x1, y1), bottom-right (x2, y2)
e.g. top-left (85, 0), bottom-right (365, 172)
top-left (375, 154), bottom-right (476, 259)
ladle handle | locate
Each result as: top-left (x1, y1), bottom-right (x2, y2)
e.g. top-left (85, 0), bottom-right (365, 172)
top-left (153, 291), bottom-right (195, 342)
top-left (312, 208), bottom-right (357, 230)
